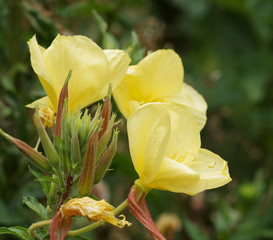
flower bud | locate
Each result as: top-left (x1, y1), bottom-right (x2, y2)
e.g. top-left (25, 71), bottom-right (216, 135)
top-left (0, 128), bottom-right (51, 172)
top-left (99, 85), bottom-right (112, 139)
top-left (78, 106), bottom-right (102, 156)
top-left (78, 131), bottom-right (98, 197)
top-left (94, 130), bottom-right (118, 184)
top-left (96, 114), bottom-right (116, 162)
top-left (70, 127), bottom-right (81, 171)
top-left (54, 69), bottom-right (72, 138)
top-left (36, 108), bottom-right (61, 170)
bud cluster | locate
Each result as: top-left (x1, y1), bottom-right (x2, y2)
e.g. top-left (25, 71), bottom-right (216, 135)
top-left (0, 72), bottom-right (119, 216)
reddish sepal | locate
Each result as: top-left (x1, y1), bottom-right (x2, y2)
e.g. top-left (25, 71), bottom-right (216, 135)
top-left (128, 187), bottom-right (166, 240)
top-left (50, 211), bottom-right (73, 240)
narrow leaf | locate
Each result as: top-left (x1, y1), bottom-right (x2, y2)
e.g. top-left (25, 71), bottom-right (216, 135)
top-left (23, 196), bottom-right (46, 220)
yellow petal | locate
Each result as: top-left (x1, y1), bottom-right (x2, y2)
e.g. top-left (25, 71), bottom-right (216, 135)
top-left (148, 150), bottom-right (231, 195)
top-left (147, 157), bottom-right (200, 193)
top-left (113, 69), bottom-right (141, 118)
top-left (42, 34), bottom-right (110, 111)
top-left (26, 96), bottom-right (54, 110)
top-left (93, 50), bottom-right (130, 104)
top-left (60, 197), bottom-right (131, 228)
top-left (103, 49), bottom-right (131, 89)
top-left (113, 49), bottom-right (183, 118)
top-left (135, 49), bottom-right (183, 100)
top-left (127, 103), bottom-right (171, 185)
top-left (28, 35), bottom-right (57, 109)
top-left (164, 105), bottom-right (201, 163)
top-left (163, 82), bottom-right (207, 130)
top-left (190, 148), bottom-right (231, 191)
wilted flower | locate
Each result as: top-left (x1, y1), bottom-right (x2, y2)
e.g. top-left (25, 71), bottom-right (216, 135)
top-left (113, 49), bottom-right (207, 130)
top-left (61, 197), bottom-right (131, 228)
top-left (27, 34), bottom-right (130, 113)
top-left (50, 197), bottom-right (131, 240)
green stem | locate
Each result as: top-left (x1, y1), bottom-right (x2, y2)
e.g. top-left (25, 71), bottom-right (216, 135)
top-left (28, 219), bottom-right (52, 239)
top-left (67, 199), bottom-right (128, 237)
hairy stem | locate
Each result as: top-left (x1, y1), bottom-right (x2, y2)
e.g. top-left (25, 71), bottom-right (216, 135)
top-left (28, 219), bottom-right (52, 239)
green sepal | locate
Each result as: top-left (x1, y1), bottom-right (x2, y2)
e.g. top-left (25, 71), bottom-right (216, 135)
top-left (96, 114), bottom-right (116, 162)
top-left (94, 129), bottom-right (118, 184)
top-left (71, 127), bottom-right (81, 174)
top-left (35, 108), bottom-right (61, 169)
top-left (79, 106), bottom-right (102, 156)
top-left (54, 69), bottom-right (72, 138)
top-left (0, 128), bottom-right (51, 172)
top-left (78, 131), bottom-right (98, 197)
top-left (36, 108), bottom-right (65, 189)
top-left (99, 85), bottom-right (112, 139)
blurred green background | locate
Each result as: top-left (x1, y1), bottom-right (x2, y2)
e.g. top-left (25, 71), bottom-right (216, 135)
top-left (1, 0), bottom-right (273, 239)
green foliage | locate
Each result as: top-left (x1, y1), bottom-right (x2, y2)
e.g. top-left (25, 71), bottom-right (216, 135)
top-left (0, 226), bottom-right (32, 240)
top-left (23, 196), bottom-right (46, 220)
top-left (182, 216), bottom-right (210, 240)
top-left (1, 0), bottom-right (273, 239)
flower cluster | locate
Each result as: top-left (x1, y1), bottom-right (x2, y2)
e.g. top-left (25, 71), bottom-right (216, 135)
top-left (0, 34), bottom-right (231, 240)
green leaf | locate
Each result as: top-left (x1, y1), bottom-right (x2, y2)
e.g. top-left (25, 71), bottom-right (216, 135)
top-left (22, 2), bottom-right (57, 38)
top-left (183, 216), bottom-right (210, 240)
top-left (23, 196), bottom-right (46, 220)
top-left (124, 31), bottom-right (145, 64)
top-left (0, 226), bottom-right (33, 240)
top-left (29, 167), bottom-right (54, 198)
top-left (67, 236), bottom-right (91, 240)
top-left (92, 10), bottom-right (107, 33)
top-left (0, 199), bottom-right (23, 225)
top-left (57, 2), bottom-right (94, 17)
top-left (102, 32), bottom-right (119, 49)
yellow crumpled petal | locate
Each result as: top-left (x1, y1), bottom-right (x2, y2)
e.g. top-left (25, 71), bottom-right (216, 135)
top-left (113, 49), bottom-right (207, 130)
top-left (27, 34), bottom-right (130, 113)
top-left (60, 197), bottom-right (131, 228)
top-left (127, 103), bottom-right (231, 195)
top-left (33, 107), bottom-right (55, 128)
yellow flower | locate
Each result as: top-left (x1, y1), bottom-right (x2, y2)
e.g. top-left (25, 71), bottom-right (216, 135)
top-left (127, 103), bottom-right (231, 195)
top-left (26, 34), bottom-right (130, 113)
top-left (33, 107), bottom-right (55, 128)
top-left (113, 49), bottom-right (207, 130)
top-left (60, 197), bottom-right (131, 228)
